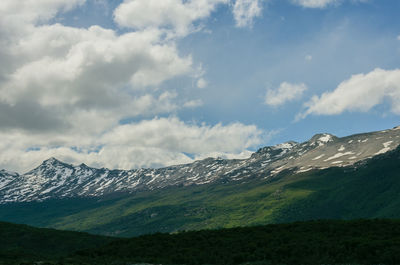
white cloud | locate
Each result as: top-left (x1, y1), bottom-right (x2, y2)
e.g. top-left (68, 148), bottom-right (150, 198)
top-left (0, 117), bottom-right (265, 172)
top-left (0, 0), bottom-right (194, 135)
top-left (1, 26), bottom-right (192, 107)
top-left (0, 0), bottom-right (270, 173)
top-left (292, 0), bottom-right (368, 8)
top-left (298, 68), bottom-right (400, 119)
top-left (114, 0), bottom-right (228, 36)
top-left (0, 0), bottom-right (85, 26)
top-left (397, 35), bottom-right (400, 41)
top-left (305, 55), bottom-right (313, 61)
top-left (292, 0), bottom-right (339, 8)
top-left (196, 78), bottom-right (208, 88)
top-left (183, 99), bottom-right (204, 108)
top-left (233, 0), bottom-right (263, 28)
top-left (101, 117), bottom-right (263, 154)
top-left (265, 82), bottom-right (308, 107)
top-left (114, 0), bottom-right (265, 33)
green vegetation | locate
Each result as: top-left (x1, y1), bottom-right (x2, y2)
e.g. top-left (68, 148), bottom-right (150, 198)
top-left (1, 148), bottom-right (400, 264)
top-left (0, 175), bottom-right (317, 237)
top-left (1, 219), bottom-right (400, 265)
top-left (76, 219), bottom-right (400, 265)
top-left (274, 147), bottom-right (400, 222)
top-left (0, 221), bottom-right (115, 265)
top-left (1, 147), bottom-right (400, 237)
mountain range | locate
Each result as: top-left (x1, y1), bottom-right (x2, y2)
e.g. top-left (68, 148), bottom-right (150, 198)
top-left (0, 126), bottom-right (399, 236)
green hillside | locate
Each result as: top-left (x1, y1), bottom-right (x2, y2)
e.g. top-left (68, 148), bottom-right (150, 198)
top-left (0, 221), bottom-right (115, 265)
top-left (1, 147), bottom-right (400, 237)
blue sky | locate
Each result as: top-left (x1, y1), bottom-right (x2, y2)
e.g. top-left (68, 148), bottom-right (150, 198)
top-left (0, 0), bottom-right (399, 172)
top-left (178, 0), bottom-right (400, 142)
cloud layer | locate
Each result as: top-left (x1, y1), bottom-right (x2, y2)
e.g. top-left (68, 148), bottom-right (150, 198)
top-left (0, 117), bottom-right (265, 173)
top-left (0, 0), bottom-right (268, 172)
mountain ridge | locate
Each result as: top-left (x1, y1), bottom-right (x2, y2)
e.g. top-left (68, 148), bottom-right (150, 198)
top-left (0, 126), bottom-right (399, 204)
top-left (0, 142), bottom-right (399, 237)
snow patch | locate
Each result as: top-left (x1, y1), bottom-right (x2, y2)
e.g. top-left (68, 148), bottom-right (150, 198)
top-left (338, 145), bottom-right (345, 151)
top-left (384, 141), bottom-right (394, 148)
top-left (324, 152), bottom-right (354, 162)
top-left (271, 166), bottom-right (285, 175)
top-left (297, 167), bottom-right (313, 173)
top-left (375, 141), bottom-right (393, 155)
top-left (319, 134), bottom-right (333, 143)
top-left (312, 154), bottom-right (325, 160)
top-left (274, 142), bottom-right (297, 149)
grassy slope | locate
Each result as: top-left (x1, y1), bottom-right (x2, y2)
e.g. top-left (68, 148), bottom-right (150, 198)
top-left (45, 174), bottom-right (314, 236)
top-left (275, 147), bottom-right (400, 222)
top-left (0, 147), bottom-right (399, 237)
top-left (0, 172), bottom-right (315, 237)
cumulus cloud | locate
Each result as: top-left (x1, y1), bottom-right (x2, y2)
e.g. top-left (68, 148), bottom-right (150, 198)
top-left (0, 0), bottom-right (269, 172)
top-left (196, 78), bottom-right (208, 88)
top-left (265, 82), bottom-right (308, 107)
top-left (183, 99), bottom-right (204, 108)
top-left (114, 0), bottom-right (228, 36)
top-left (291, 0), bottom-right (339, 8)
top-left (0, 117), bottom-right (265, 173)
top-left (298, 68), bottom-right (400, 119)
top-left (233, 0), bottom-right (263, 28)
top-left (292, 0), bottom-right (367, 8)
top-left (1, 26), bottom-right (192, 107)
top-left (0, 0), bottom-right (85, 26)
top-left (0, 0), bottom-right (194, 132)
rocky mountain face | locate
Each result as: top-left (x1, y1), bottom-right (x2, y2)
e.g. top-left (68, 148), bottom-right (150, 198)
top-left (1, 126), bottom-right (399, 204)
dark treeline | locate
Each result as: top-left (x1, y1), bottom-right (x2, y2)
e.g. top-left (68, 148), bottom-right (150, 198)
top-left (75, 219), bottom-right (400, 265)
top-left (2, 219), bottom-right (400, 265)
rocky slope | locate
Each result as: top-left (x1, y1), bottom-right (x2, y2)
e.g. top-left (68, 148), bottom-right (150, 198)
top-left (1, 126), bottom-right (399, 204)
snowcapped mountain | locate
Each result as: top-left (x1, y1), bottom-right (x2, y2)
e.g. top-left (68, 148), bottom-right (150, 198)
top-left (1, 126), bottom-right (399, 204)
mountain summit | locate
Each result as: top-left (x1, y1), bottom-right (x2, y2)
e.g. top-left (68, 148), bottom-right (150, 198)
top-left (0, 126), bottom-right (399, 204)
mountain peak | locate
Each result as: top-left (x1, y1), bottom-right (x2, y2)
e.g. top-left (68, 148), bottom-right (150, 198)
top-left (274, 141), bottom-right (298, 149)
top-left (78, 163), bottom-right (89, 168)
top-left (309, 133), bottom-right (337, 145)
top-left (43, 157), bottom-right (62, 164)
top-left (36, 157), bottom-right (69, 170)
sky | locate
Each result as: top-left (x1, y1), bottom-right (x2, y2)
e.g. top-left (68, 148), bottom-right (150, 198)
top-left (0, 0), bottom-right (399, 173)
